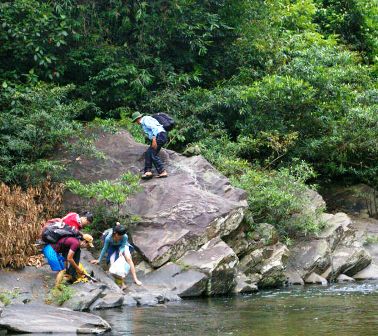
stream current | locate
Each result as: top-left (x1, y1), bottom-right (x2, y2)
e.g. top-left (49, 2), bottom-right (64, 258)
top-left (97, 281), bottom-right (378, 336)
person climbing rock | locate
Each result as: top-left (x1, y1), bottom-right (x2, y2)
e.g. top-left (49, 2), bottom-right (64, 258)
top-left (90, 224), bottom-right (142, 290)
top-left (62, 211), bottom-right (93, 231)
top-left (43, 234), bottom-right (94, 287)
top-left (131, 111), bottom-right (168, 179)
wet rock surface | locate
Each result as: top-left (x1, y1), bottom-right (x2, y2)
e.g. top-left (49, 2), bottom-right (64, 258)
top-left (0, 303), bottom-right (111, 334)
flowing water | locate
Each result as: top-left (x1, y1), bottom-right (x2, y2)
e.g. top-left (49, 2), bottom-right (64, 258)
top-left (98, 282), bottom-right (378, 336)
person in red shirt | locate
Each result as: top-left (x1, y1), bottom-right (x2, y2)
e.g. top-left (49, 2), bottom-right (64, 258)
top-left (43, 234), bottom-right (94, 286)
top-left (62, 211), bottom-right (93, 231)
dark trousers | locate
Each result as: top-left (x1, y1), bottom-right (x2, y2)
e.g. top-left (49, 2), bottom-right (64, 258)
top-left (66, 249), bottom-right (81, 281)
top-left (144, 132), bottom-right (167, 174)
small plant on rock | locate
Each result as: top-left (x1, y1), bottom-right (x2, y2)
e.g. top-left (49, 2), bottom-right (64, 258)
top-left (65, 172), bottom-right (142, 236)
top-left (47, 284), bottom-right (74, 306)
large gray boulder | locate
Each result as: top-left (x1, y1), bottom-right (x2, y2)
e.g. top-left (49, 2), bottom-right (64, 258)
top-left (61, 130), bottom-right (247, 268)
top-left (317, 212), bottom-right (353, 250)
top-left (0, 304), bottom-right (110, 334)
top-left (177, 237), bottom-right (238, 295)
top-left (328, 247), bottom-right (371, 279)
top-left (286, 239), bottom-right (330, 279)
top-left (129, 262), bottom-right (208, 298)
top-left (353, 264), bottom-right (378, 280)
top-left (225, 223), bottom-right (278, 258)
top-left (258, 243), bottom-right (289, 288)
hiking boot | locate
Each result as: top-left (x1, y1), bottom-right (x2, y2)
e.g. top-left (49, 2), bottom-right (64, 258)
top-left (157, 170), bottom-right (168, 178)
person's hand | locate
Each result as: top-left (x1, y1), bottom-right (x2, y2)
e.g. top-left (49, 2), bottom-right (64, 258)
top-left (151, 138), bottom-right (157, 150)
top-left (90, 259), bottom-right (99, 265)
top-left (76, 268), bottom-right (84, 276)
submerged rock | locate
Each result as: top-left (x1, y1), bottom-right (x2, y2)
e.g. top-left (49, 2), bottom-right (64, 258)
top-left (0, 303), bottom-right (110, 334)
top-left (233, 272), bottom-right (258, 294)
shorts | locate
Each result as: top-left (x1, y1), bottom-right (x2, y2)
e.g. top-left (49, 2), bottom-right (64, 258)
top-left (43, 244), bottom-right (65, 271)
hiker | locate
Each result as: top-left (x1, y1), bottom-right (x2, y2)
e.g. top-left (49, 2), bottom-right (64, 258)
top-left (62, 211), bottom-right (93, 231)
top-left (90, 224), bottom-right (142, 289)
top-left (43, 234), bottom-right (94, 287)
top-left (131, 111), bottom-right (168, 179)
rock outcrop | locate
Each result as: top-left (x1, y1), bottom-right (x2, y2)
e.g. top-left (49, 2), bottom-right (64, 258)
top-left (52, 129), bottom-right (378, 300)
top-left (0, 304), bottom-right (110, 334)
top-left (285, 211), bottom-right (378, 285)
top-left (62, 130), bottom-right (248, 268)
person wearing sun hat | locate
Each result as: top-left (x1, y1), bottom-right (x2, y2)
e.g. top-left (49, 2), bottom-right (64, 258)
top-left (131, 111), bottom-right (168, 179)
top-left (43, 233), bottom-right (94, 286)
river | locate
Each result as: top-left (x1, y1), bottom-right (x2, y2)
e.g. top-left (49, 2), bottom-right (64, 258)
top-left (97, 282), bottom-right (378, 336)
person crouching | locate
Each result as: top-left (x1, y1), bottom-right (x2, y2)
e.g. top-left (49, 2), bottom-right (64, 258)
top-left (90, 224), bottom-right (142, 290)
top-left (43, 234), bottom-right (94, 287)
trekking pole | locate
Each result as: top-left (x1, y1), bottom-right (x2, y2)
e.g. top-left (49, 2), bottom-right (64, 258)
top-left (83, 272), bottom-right (98, 282)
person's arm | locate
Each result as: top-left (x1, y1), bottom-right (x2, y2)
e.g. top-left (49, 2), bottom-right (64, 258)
top-left (97, 236), bottom-right (110, 263)
top-left (67, 249), bottom-right (83, 275)
top-left (123, 251), bottom-right (142, 286)
top-left (144, 117), bottom-right (161, 148)
top-left (151, 136), bottom-right (157, 149)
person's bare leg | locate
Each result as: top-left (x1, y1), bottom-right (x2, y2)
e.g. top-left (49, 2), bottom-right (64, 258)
top-left (124, 254), bottom-right (142, 286)
top-left (55, 270), bottom-right (66, 287)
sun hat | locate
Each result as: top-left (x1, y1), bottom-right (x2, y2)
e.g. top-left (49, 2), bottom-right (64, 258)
top-left (82, 234), bottom-right (94, 248)
top-left (131, 111), bottom-right (144, 122)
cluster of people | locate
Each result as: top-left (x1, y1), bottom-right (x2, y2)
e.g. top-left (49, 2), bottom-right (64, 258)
top-left (42, 211), bottom-right (142, 289)
top-left (42, 113), bottom-right (172, 288)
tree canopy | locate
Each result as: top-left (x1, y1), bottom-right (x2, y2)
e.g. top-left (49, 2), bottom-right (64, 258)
top-left (1, 0), bottom-right (377, 236)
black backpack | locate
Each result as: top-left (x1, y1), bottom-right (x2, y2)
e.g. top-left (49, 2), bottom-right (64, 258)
top-left (152, 113), bottom-right (175, 132)
top-left (41, 220), bottom-right (82, 244)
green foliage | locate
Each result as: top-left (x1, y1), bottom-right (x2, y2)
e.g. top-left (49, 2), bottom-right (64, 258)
top-left (0, 289), bottom-right (20, 306)
top-left (65, 172), bottom-right (142, 234)
top-left (314, 0), bottom-right (378, 61)
top-left (197, 134), bottom-right (324, 237)
top-left (232, 164), bottom-right (323, 237)
top-left (47, 284), bottom-right (74, 306)
top-left (1, 0), bottom-right (377, 238)
top-left (0, 82), bottom-right (89, 186)
top-left (66, 173), bottom-right (140, 207)
top-left (0, 0), bottom-right (70, 81)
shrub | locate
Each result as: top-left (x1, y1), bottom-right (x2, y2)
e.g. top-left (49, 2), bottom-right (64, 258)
top-left (0, 181), bottom-right (63, 268)
top-left (231, 162), bottom-right (324, 237)
top-left (0, 82), bottom-right (89, 186)
top-left (65, 173), bottom-right (141, 236)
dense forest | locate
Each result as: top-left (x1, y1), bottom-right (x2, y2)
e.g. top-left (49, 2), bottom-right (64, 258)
top-left (1, 0), bottom-right (377, 238)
